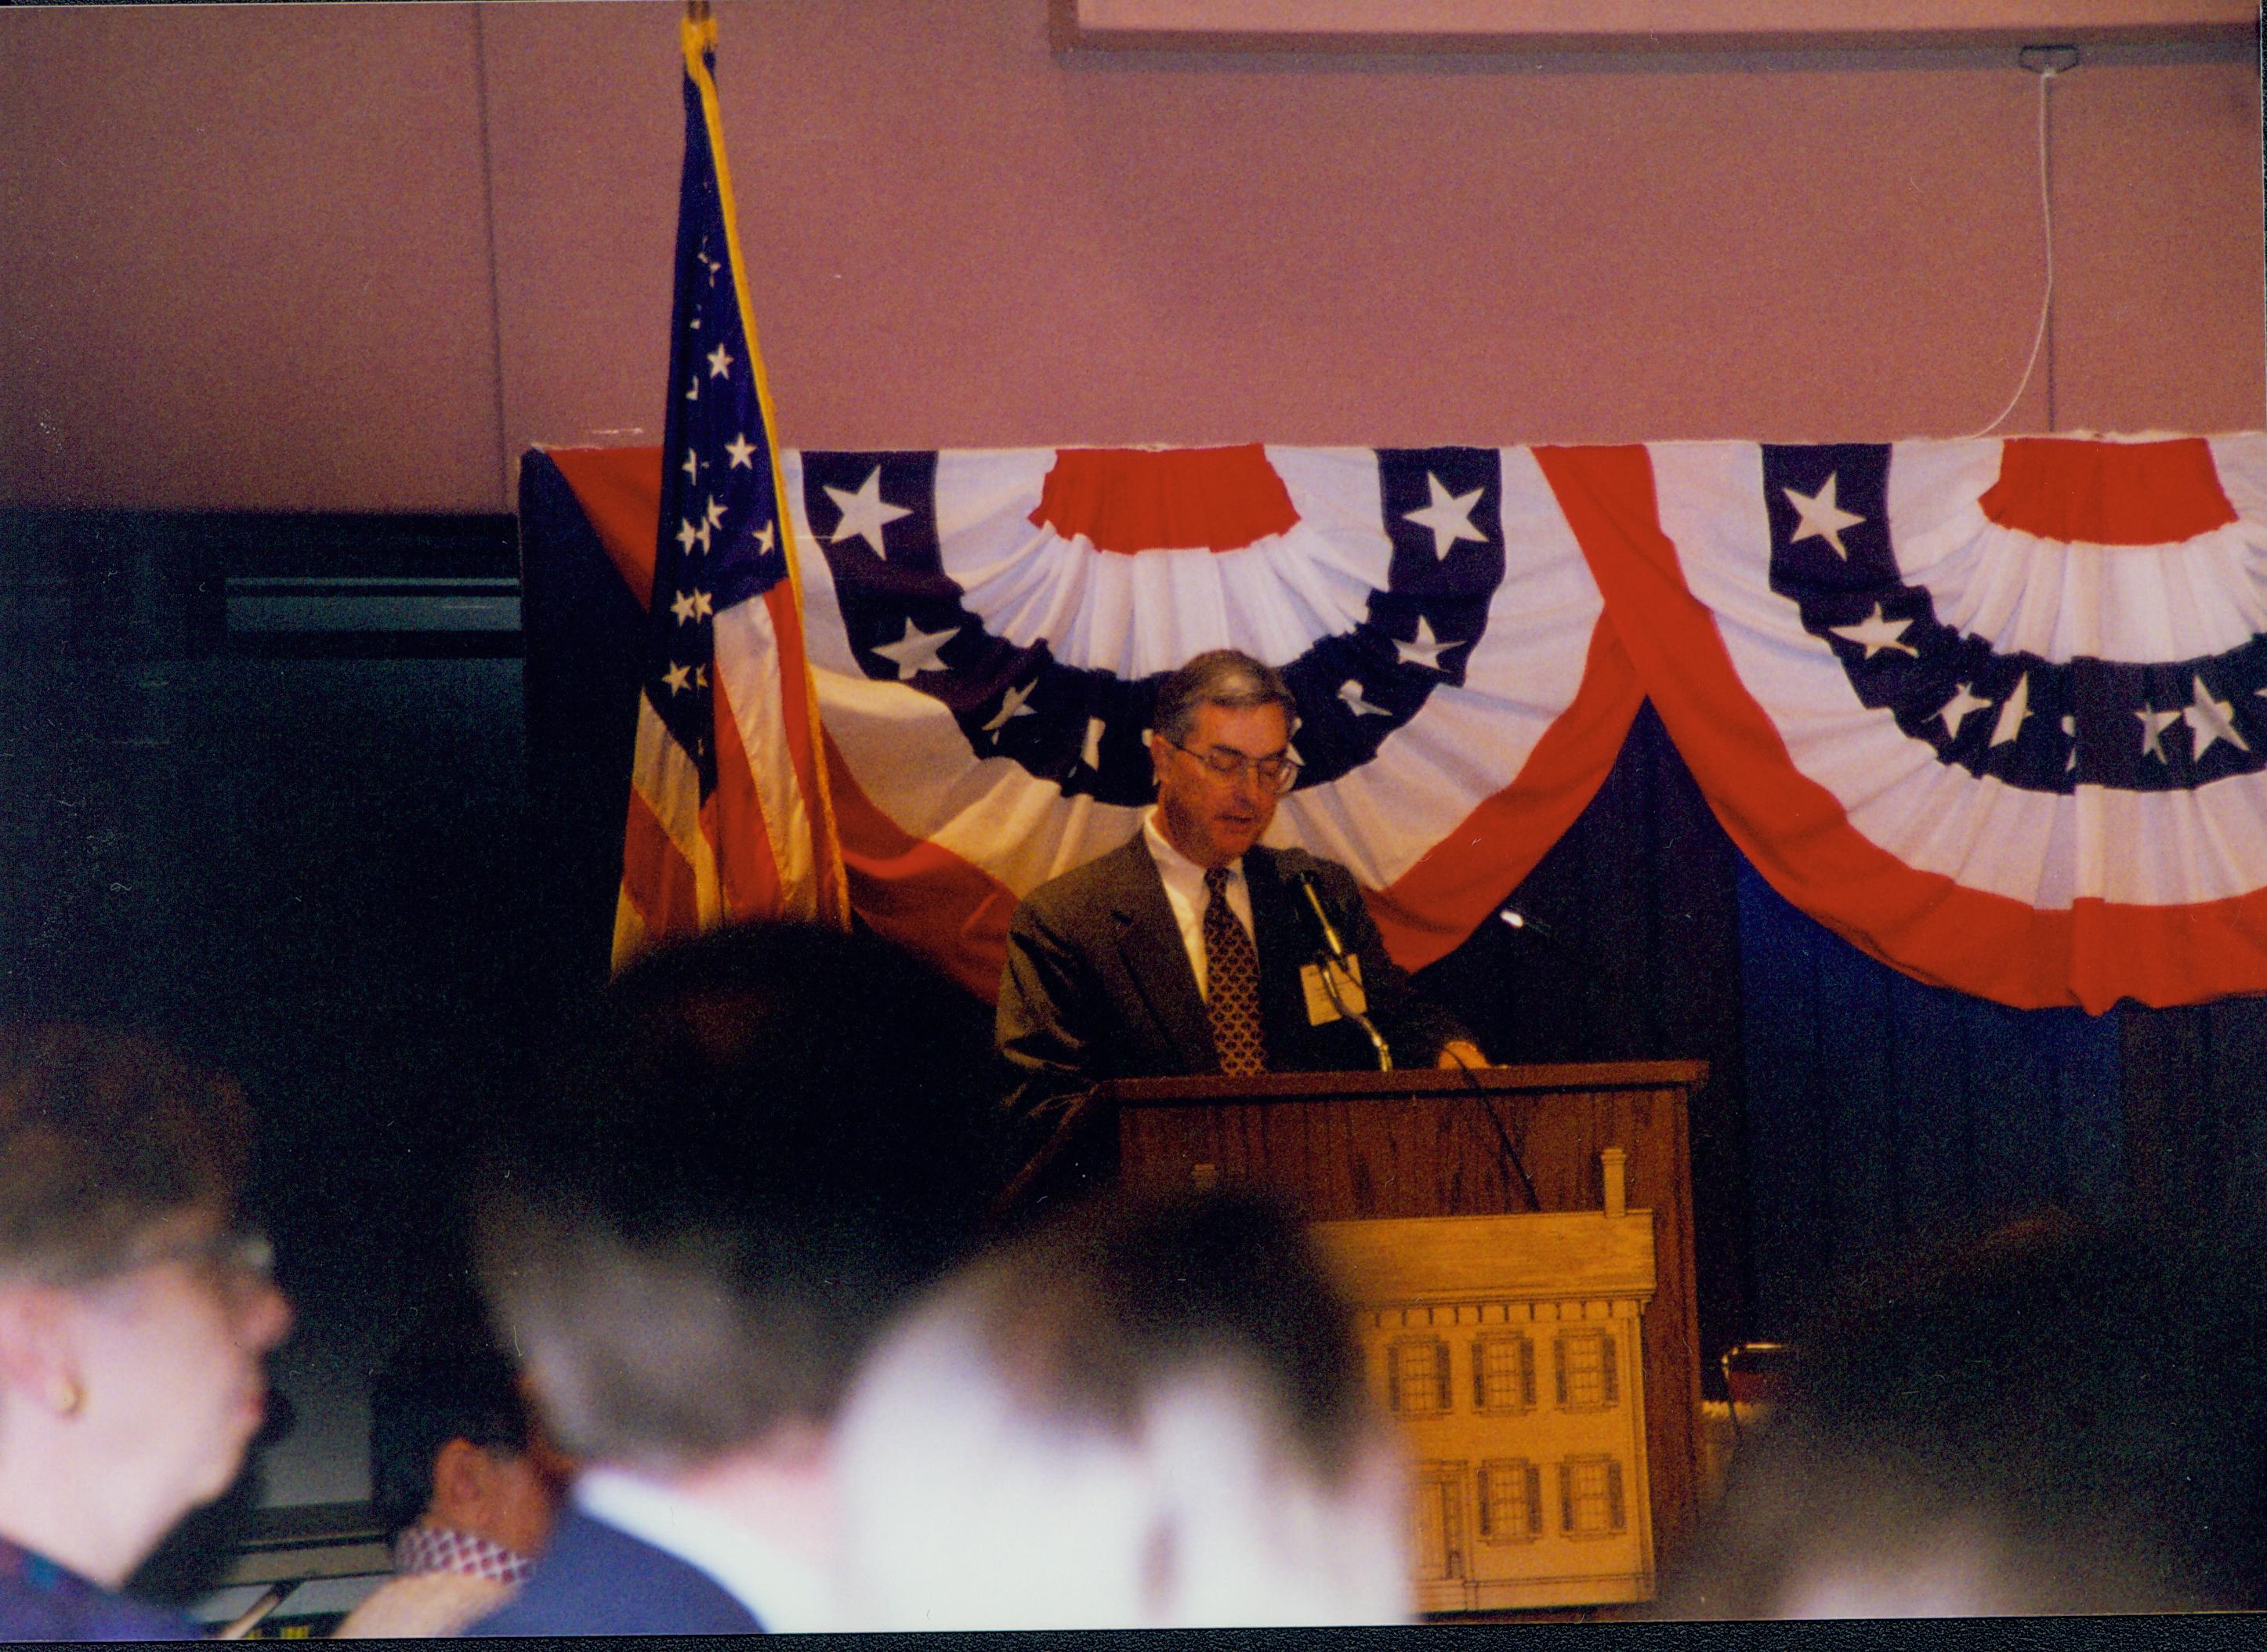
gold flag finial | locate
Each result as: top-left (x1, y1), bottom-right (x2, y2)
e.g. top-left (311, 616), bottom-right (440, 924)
top-left (683, 0), bottom-right (716, 56)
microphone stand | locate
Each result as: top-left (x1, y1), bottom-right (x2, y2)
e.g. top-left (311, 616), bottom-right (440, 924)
top-left (1294, 872), bottom-right (1392, 1071)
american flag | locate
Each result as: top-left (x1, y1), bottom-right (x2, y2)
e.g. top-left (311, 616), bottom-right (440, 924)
top-left (612, 9), bottom-right (846, 964)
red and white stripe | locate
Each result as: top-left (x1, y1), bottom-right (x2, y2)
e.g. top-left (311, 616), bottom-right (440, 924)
top-left (1550, 433), bottom-right (2267, 1011)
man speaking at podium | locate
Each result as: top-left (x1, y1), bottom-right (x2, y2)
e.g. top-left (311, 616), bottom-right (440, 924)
top-left (997, 649), bottom-right (1485, 1133)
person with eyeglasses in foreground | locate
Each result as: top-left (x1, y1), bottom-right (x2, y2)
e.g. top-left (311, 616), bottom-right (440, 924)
top-left (0, 1024), bottom-right (292, 1640)
top-left (997, 649), bottom-right (1483, 1145)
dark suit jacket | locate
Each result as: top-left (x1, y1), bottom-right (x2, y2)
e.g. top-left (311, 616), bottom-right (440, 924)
top-left (997, 831), bottom-right (1469, 1124)
top-left (464, 1507), bottom-right (765, 1636)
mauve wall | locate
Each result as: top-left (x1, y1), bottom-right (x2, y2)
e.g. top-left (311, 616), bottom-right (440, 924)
top-left (1, 1), bottom-right (2258, 513)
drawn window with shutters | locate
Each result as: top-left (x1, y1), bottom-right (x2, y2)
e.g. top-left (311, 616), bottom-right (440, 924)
top-left (1476, 1458), bottom-right (1543, 1544)
top-left (1472, 1332), bottom-right (1537, 1412)
top-left (1558, 1456), bottom-right (1627, 1539)
top-left (1553, 1328), bottom-right (1619, 1411)
top-left (1386, 1336), bottom-right (1451, 1415)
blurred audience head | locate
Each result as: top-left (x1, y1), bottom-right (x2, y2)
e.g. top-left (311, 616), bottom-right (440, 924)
top-left (472, 920), bottom-right (1000, 1476)
top-left (831, 1188), bottom-right (1411, 1628)
top-left (0, 1024), bottom-right (290, 1586)
top-left (1658, 1211), bottom-right (2267, 1617)
top-left (368, 1288), bottom-right (560, 1559)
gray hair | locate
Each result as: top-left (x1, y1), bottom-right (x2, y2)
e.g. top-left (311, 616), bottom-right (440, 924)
top-left (1152, 650), bottom-right (1297, 746)
top-left (473, 922), bottom-right (1000, 1469)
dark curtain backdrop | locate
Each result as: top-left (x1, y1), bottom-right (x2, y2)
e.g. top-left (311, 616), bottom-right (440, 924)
top-left (1733, 862), bottom-right (2126, 1335)
top-left (520, 455), bottom-right (646, 1005)
top-left (2119, 994), bottom-right (2267, 1250)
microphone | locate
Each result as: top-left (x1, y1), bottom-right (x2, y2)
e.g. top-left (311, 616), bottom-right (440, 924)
top-left (1290, 868), bottom-right (1350, 964)
top-left (1287, 865), bottom-right (1392, 1071)
top-left (1497, 906), bottom-right (1563, 942)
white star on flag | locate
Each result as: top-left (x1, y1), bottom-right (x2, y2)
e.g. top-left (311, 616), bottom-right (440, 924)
top-left (1338, 678), bottom-right (1390, 717)
top-left (670, 590), bottom-right (700, 625)
top-left (1784, 473), bottom-right (1866, 559)
top-left (1937, 683), bottom-right (1992, 737)
top-left (2183, 674), bottom-right (2251, 758)
top-left (982, 680), bottom-right (1040, 734)
top-left (725, 433), bottom-right (756, 469)
top-left (2062, 714), bottom-right (2078, 770)
top-left (1990, 672), bottom-right (2032, 747)
top-left (676, 518), bottom-right (701, 553)
top-left (683, 451), bottom-right (701, 483)
top-left (1403, 474), bottom-right (1488, 561)
top-left (2136, 706), bottom-right (2183, 763)
top-left (661, 662), bottom-right (693, 694)
top-left (1081, 716), bottom-right (1106, 771)
top-left (689, 589), bottom-right (713, 621)
top-left (1394, 616), bottom-right (1463, 672)
top-left (686, 377), bottom-right (699, 403)
top-left (752, 522), bottom-right (775, 555)
top-left (707, 342), bottom-right (734, 379)
top-left (826, 466), bottom-right (913, 556)
top-left (704, 496), bottom-right (728, 530)
top-left (872, 616), bottom-right (958, 679)
top-left (1829, 603), bottom-right (1917, 658)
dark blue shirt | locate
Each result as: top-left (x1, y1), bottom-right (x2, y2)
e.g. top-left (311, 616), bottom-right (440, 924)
top-left (465, 1507), bottom-right (764, 1636)
top-left (0, 1534), bottom-right (201, 1641)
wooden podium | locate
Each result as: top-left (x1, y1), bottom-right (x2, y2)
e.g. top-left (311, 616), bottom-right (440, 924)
top-left (1100, 1060), bottom-right (1708, 1574)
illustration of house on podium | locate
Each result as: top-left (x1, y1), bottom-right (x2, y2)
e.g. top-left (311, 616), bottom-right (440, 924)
top-left (1315, 1148), bottom-right (1657, 1613)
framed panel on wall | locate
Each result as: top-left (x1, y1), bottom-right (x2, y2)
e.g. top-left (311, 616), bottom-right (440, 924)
top-left (1052, 0), bottom-right (2260, 53)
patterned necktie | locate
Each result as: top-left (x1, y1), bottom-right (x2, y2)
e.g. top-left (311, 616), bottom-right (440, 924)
top-left (1204, 865), bottom-right (1267, 1075)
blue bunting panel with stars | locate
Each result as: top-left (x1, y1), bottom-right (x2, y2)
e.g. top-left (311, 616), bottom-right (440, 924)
top-left (1768, 444), bottom-right (2267, 794)
top-left (802, 447), bottom-right (1511, 806)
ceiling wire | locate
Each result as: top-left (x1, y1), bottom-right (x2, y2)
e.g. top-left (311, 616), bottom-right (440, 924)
top-left (1965, 47), bottom-right (2080, 439)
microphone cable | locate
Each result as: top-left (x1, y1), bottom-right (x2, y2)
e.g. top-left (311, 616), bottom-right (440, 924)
top-left (1440, 1041), bottom-right (1541, 1215)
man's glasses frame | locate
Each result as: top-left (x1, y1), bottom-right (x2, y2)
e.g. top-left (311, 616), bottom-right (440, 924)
top-left (1168, 738), bottom-right (1302, 795)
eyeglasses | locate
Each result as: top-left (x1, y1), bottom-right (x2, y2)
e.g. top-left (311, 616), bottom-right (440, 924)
top-left (1168, 739), bottom-right (1302, 795)
top-left (117, 1225), bottom-right (276, 1295)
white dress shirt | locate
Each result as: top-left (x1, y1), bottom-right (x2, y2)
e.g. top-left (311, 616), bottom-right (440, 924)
top-left (574, 1467), bottom-right (835, 1632)
top-left (1143, 808), bottom-right (1255, 1002)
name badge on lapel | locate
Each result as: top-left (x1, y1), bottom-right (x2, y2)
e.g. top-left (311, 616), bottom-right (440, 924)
top-left (1301, 957), bottom-right (1367, 1024)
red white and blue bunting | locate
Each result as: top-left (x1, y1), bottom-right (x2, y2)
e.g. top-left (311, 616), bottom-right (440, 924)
top-left (544, 431), bottom-right (2267, 1013)
top-left (785, 443), bottom-right (1639, 994)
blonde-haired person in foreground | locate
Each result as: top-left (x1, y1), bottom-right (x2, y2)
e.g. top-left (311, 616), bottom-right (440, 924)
top-left (831, 1190), bottom-right (1413, 1629)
